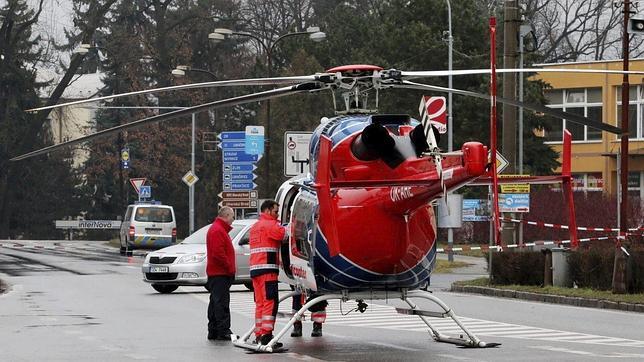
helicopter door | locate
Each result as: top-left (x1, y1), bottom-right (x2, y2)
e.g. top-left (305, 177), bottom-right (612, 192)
top-left (288, 191), bottom-right (318, 291)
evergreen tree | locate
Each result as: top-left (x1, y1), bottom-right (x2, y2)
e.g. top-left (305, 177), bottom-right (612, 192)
top-left (0, 0), bottom-right (83, 238)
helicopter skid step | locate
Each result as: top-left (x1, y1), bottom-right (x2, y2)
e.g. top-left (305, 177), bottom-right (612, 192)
top-left (395, 307), bottom-right (449, 318)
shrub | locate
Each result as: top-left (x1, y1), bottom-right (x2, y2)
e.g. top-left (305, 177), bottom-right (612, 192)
top-left (627, 248), bottom-right (644, 293)
top-left (567, 241), bottom-right (614, 290)
top-left (488, 251), bottom-right (544, 286)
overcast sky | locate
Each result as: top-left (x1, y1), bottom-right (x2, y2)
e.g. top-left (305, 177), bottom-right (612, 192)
top-left (29, 0), bottom-right (74, 46)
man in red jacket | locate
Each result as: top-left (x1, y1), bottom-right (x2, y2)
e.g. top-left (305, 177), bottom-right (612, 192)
top-left (206, 206), bottom-right (236, 341)
top-left (250, 200), bottom-right (286, 347)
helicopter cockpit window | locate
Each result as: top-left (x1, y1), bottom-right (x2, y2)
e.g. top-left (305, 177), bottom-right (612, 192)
top-left (290, 196), bottom-right (316, 260)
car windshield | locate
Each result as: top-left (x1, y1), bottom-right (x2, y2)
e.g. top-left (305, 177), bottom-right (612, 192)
top-left (134, 207), bottom-right (173, 222)
top-left (182, 224), bottom-right (246, 244)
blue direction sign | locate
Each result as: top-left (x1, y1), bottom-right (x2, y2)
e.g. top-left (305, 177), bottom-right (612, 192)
top-left (223, 181), bottom-right (257, 191)
top-left (245, 126), bottom-right (265, 155)
top-left (223, 164), bottom-right (257, 173)
top-left (220, 131), bottom-right (259, 195)
top-left (218, 131), bottom-right (245, 140)
top-left (223, 173), bottom-right (257, 182)
top-left (223, 150), bottom-right (260, 163)
top-left (219, 140), bottom-right (246, 149)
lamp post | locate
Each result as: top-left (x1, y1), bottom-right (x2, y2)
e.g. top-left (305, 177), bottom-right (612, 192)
top-left (172, 66), bottom-right (217, 234)
top-left (209, 27), bottom-right (326, 196)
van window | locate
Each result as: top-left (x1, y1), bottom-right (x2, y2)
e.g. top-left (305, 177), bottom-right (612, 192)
top-left (124, 206), bottom-right (133, 222)
top-left (134, 207), bottom-right (173, 223)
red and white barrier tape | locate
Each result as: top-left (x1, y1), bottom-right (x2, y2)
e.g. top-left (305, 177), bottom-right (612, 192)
top-left (437, 236), bottom-right (616, 253)
top-left (500, 217), bottom-right (644, 233)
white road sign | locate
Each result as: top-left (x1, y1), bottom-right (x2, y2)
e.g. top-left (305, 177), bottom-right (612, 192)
top-left (182, 170), bottom-right (199, 187)
top-left (55, 220), bottom-right (122, 229)
top-left (284, 132), bottom-right (312, 177)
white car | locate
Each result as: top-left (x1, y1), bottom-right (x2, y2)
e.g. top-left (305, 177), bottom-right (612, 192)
top-left (141, 219), bottom-right (256, 293)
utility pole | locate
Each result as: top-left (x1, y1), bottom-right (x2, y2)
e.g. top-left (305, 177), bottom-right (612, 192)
top-left (613, 0), bottom-right (632, 294)
top-left (502, 0), bottom-right (519, 245)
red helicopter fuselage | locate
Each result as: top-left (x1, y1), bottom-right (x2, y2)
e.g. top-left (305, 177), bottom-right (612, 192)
top-left (280, 114), bottom-right (487, 292)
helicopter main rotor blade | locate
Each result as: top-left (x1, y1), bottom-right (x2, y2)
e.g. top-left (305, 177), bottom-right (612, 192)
top-left (25, 75), bottom-right (325, 113)
top-left (398, 68), bottom-right (644, 79)
top-left (11, 83), bottom-right (320, 161)
top-left (398, 81), bottom-right (623, 135)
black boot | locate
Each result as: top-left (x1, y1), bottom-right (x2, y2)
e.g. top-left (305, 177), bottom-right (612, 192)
top-left (291, 321), bottom-right (302, 337)
top-left (260, 334), bottom-right (283, 349)
top-left (311, 322), bottom-right (323, 337)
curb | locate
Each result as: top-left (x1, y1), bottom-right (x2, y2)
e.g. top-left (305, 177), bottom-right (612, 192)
top-left (451, 284), bottom-right (644, 313)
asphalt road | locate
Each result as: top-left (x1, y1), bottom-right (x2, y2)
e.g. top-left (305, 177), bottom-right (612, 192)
top-left (1, 240), bottom-right (644, 361)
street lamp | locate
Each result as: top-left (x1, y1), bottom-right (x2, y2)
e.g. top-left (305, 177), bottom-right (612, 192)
top-left (172, 65), bottom-right (217, 234)
top-left (172, 65), bottom-right (217, 80)
top-left (209, 26), bottom-right (326, 196)
top-left (73, 43), bottom-right (92, 54)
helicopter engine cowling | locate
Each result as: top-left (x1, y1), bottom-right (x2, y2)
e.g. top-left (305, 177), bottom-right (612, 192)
top-left (351, 123), bottom-right (395, 160)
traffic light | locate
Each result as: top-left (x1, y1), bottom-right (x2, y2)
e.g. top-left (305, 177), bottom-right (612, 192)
top-left (629, 16), bottom-right (644, 34)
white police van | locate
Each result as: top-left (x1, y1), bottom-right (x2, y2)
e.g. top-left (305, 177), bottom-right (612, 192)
top-left (119, 202), bottom-right (176, 255)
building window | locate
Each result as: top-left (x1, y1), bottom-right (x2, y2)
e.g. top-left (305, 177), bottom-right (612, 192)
top-left (628, 171), bottom-right (644, 199)
top-left (545, 88), bottom-right (603, 142)
top-left (616, 85), bottom-right (644, 140)
top-left (572, 173), bottom-right (603, 192)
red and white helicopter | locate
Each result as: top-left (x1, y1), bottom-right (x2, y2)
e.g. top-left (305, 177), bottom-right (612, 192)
top-left (15, 50), bottom-right (633, 352)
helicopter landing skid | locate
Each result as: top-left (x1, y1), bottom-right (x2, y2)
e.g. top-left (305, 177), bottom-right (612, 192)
top-left (232, 289), bottom-right (499, 353)
top-left (400, 289), bottom-right (501, 348)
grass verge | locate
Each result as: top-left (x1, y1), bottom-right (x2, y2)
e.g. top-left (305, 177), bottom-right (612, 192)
top-left (434, 259), bottom-right (473, 274)
top-left (454, 277), bottom-right (644, 304)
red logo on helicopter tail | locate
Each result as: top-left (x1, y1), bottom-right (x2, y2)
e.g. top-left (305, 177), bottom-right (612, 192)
top-left (419, 96), bottom-right (447, 134)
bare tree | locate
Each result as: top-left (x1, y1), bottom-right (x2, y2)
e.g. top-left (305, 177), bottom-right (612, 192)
top-left (527, 0), bottom-right (644, 62)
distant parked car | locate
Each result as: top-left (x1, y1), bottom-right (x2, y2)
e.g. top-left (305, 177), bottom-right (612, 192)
top-left (141, 219), bottom-right (256, 294)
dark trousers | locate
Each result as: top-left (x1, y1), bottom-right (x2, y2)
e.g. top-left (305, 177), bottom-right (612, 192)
top-left (207, 275), bottom-right (233, 336)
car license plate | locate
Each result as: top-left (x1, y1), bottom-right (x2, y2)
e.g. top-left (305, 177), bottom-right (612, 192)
top-left (146, 229), bottom-right (160, 235)
top-left (150, 266), bottom-right (169, 273)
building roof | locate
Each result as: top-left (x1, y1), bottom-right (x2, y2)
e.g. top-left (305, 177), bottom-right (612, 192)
top-left (37, 69), bottom-right (105, 100)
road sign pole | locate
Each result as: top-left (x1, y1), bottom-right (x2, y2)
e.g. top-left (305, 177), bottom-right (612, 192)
top-left (190, 113), bottom-right (195, 234)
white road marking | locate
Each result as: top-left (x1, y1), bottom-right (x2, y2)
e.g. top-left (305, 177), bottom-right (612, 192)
top-left (368, 341), bottom-right (420, 351)
top-left (203, 292), bottom-right (644, 349)
top-left (531, 345), bottom-right (644, 358)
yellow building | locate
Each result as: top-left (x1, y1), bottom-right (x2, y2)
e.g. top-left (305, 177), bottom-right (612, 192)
top-left (534, 59), bottom-right (644, 199)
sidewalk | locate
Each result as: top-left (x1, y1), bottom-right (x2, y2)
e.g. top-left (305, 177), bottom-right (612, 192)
top-left (439, 254), bottom-right (644, 313)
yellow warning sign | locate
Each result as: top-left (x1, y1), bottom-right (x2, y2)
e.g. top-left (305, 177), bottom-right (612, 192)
top-left (499, 174), bottom-right (530, 193)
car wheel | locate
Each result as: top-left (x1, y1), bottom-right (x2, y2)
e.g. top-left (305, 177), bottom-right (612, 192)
top-left (152, 284), bottom-right (178, 294)
top-left (244, 282), bottom-right (254, 291)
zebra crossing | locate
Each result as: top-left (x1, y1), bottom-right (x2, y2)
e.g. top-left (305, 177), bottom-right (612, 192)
top-left (0, 240), bottom-right (141, 257)
top-left (193, 291), bottom-right (644, 348)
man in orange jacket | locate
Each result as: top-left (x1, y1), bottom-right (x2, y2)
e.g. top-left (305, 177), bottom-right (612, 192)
top-left (250, 200), bottom-right (286, 347)
top-left (206, 206), bottom-right (236, 341)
